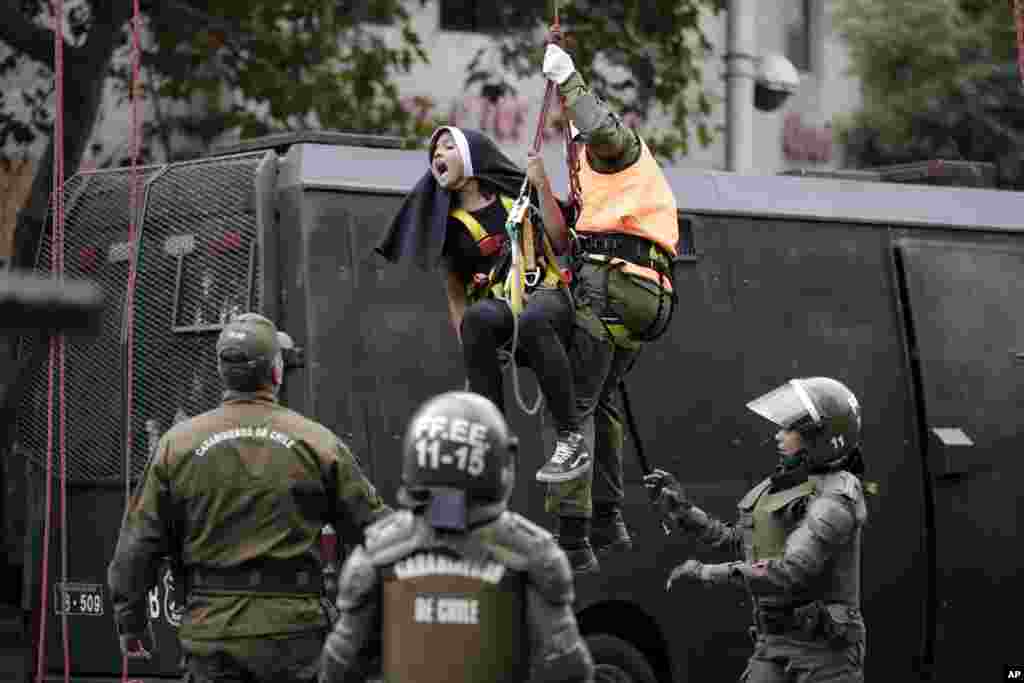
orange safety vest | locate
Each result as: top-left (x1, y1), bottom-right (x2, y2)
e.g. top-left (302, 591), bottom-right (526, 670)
top-left (576, 137), bottom-right (678, 285)
top-left (450, 195), bottom-right (564, 315)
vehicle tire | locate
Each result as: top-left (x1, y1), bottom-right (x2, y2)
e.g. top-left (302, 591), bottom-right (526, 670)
top-left (586, 633), bottom-right (658, 683)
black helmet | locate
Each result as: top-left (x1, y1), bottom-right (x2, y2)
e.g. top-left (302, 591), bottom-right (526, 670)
top-left (397, 391), bottom-right (518, 530)
top-left (746, 377), bottom-right (861, 469)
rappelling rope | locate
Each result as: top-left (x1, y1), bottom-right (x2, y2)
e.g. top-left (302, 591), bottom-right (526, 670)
top-left (497, 1), bottom-right (576, 417)
top-left (120, 0), bottom-right (143, 679)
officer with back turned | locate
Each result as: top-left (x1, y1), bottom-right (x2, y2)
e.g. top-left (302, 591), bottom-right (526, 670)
top-left (108, 312), bottom-right (390, 683)
top-left (319, 391), bottom-right (593, 683)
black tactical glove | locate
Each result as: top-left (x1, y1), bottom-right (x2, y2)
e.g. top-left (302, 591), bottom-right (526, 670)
top-left (643, 468), bottom-right (692, 519)
top-left (666, 559), bottom-right (738, 591)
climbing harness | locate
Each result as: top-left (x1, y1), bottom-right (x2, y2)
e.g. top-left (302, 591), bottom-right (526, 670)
top-left (464, 1), bottom-right (579, 416)
top-left (572, 233), bottom-right (679, 345)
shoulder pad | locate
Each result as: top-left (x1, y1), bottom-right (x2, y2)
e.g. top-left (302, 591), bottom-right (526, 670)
top-left (490, 513), bottom-right (572, 606)
top-left (738, 479), bottom-right (773, 511)
top-left (503, 511), bottom-right (555, 542)
top-left (816, 471), bottom-right (864, 504)
top-left (364, 510), bottom-right (419, 557)
top-left (468, 512), bottom-right (547, 572)
top-left (805, 493), bottom-right (859, 545)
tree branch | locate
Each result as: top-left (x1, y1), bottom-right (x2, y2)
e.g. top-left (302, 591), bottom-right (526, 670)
top-left (0, 1), bottom-right (58, 70)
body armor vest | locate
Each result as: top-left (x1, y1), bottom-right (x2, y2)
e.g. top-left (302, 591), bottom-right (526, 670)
top-left (749, 479), bottom-right (816, 561)
top-left (737, 473), bottom-right (866, 608)
top-left (381, 548), bottom-right (528, 683)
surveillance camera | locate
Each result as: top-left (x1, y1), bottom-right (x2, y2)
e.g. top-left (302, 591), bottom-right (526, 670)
top-left (754, 54), bottom-right (800, 112)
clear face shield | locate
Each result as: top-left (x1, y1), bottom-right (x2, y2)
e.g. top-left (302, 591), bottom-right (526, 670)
top-left (745, 379), bottom-right (821, 432)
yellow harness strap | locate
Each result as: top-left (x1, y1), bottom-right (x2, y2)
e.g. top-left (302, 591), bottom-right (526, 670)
top-left (449, 196), bottom-right (563, 315)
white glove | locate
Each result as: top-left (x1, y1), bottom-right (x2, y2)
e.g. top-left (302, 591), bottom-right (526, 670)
top-left (543, 44), bottom-right (575, 85)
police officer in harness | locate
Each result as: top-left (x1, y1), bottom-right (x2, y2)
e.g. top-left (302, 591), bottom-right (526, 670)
top-left (319, 391), bottom-right (594, 683)
top-left (645, 377), bottom-right (868, 682)
top-left (533, 29), bottom-right (680, 573)
top-left (108, 312), bottom-right (390, 683)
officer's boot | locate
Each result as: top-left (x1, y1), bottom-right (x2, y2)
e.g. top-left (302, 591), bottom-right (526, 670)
top-left (555, 516), bottom-right (599, 574)
top-left (590, 503), bottom-right (633, 554)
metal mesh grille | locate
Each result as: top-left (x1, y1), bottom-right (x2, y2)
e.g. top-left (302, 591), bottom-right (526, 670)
top-left (16, 152), bottom-right (265, 482)
top-left (128, 152), bottom-right (264, 479)
top-left (16, 166), bottom-right (164, 480)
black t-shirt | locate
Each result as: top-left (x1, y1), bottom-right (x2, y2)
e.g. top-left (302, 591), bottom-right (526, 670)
top-left (442, 199), bottom-right (510, 284)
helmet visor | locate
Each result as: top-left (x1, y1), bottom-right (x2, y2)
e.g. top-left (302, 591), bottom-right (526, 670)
top-left (746, 379), bottom-right (820, 430)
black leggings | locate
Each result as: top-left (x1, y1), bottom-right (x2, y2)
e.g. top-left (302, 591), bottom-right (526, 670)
top-left (460, 288), bottom-right (578, 431)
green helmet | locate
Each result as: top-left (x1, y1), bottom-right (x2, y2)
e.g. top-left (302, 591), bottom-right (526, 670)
top-left (746, 377), bottom-right (862, 469)
top-left (397, 391), bottom-right (518, 530)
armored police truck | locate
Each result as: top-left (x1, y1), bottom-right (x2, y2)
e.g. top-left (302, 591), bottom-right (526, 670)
top-left (4, 132), bottom-right (1022, 682)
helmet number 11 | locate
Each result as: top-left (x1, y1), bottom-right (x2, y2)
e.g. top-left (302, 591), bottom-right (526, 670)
top-left (415, 439), bottom-right (486, 476)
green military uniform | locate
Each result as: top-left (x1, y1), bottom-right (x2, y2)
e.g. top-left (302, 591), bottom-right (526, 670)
top-left (108, 314), bottom-right (389, 683)
top-left (541, 70), bottom-right (674, 567)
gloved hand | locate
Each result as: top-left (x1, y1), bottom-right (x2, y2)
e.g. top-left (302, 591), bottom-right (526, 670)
top-left (666, 560), bottom-right (736, 591)
top-left (118, 622), bottom-right (155, 660)
top-left (643, 468), bottom-right (692, 517)
top-left (543, 44), bottom-right (576, 85)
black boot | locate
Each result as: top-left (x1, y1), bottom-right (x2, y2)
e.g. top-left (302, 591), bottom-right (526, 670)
top-left (591, 503), bottom-right (633, 554)
top-left (556, 516), bottom-right (599, 574)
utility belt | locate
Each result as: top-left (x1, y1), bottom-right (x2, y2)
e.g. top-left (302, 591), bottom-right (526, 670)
top-left (189, 557), bottom-right (323, 595)
top-left (753, 601), bottom-right (862, 643)
top-left (572, 231), bottom-right (674, 278)
top-left (571, 230), bottom-right (677, 343)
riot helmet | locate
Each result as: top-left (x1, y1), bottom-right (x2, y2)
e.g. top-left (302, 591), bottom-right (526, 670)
top-left (397, 391), bottom-right (519, 531)
top-left (747, 377), bottom-right (861, 470)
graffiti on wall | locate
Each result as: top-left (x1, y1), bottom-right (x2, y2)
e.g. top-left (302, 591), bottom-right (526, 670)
top-left (782, 113), bottom-right (833, 163)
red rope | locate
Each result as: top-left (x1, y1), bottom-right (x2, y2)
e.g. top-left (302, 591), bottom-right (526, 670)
top-left (121, 0), bottom-right (142, 677)
top-left (543, 4), bottom-right (583, 216)
top-left (55, 0), bottom-right (69, 676)
top-left (1015, 0), bottom-right (1024, 88)
top-left (36, 1), bottom-right (67, 681)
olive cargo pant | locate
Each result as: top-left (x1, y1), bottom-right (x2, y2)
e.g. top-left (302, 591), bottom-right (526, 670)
top-left (181, 632), bottom-right (324, 683)
top-left (544, 260), bottom-right (671, 518)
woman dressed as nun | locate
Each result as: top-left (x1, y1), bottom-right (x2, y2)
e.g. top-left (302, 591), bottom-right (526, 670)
top-left (377, 126), bottom-right (592, 485)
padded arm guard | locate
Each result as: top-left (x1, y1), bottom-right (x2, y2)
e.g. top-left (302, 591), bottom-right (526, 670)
top-left (673, 503), bottom-right (743, 554)
top-left (525, 536), bottom-right (594, 683)
top-left (319, 547), bottom-right (379, 683)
